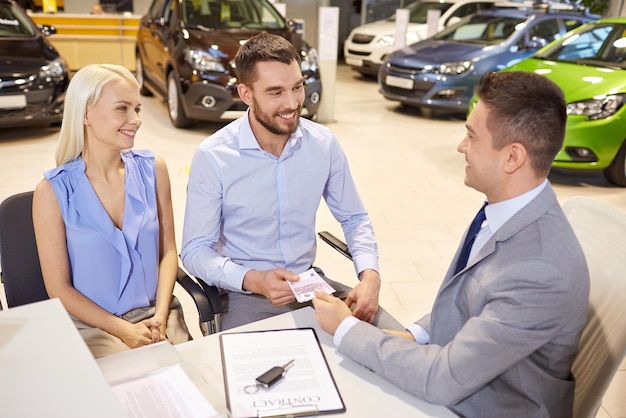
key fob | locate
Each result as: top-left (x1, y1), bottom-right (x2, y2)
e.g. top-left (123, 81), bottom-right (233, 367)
top-left (256, 366), bottom-right (285, 388)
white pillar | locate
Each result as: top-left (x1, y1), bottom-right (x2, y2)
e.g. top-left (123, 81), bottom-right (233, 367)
top-left (426, 9), bottom-right (441, 38)
top-left (316, 6), bottom-right (339, 124)
top-left (394, 8), bottom-right (410, 49)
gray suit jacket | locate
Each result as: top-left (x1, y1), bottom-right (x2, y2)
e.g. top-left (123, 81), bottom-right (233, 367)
top-left (338, 184), bottom-right (589, 418)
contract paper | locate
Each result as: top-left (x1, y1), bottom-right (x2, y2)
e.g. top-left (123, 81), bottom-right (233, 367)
top-left (220, 328), bottom-right (345, 418)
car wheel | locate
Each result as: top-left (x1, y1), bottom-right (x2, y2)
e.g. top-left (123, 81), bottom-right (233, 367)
top-left (419, 107), bottom-right (434, 118)
top-left (604, 139), bottom-right (626, 187)
top-left (135, 55), bottom-right (152, 97)
top-left (167, 71), bottom-right (193, 129)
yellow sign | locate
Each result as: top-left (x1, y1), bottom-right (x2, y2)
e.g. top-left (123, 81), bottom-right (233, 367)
top-left (42, 0), bottom-right (57, 13)
top-left (220, 3), bottom-right (231, 22)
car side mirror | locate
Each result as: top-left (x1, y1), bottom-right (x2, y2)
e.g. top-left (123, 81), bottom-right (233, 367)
top-left (148, 17), bottom-right (166, 27)
top-left (526, 36), bottom-right (548, 50)
top-left (39, 24), bottom-right (56, 36)
top-left (446, 16), bottom-right (461, 27)
top-left (287, 19), bottom-right (304, 39)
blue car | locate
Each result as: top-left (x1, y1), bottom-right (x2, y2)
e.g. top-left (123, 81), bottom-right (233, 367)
top-left (378, 5), bottom-right (597, 115)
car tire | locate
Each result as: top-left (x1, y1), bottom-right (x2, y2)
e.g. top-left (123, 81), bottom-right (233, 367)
top-left (604, 139), bottom-right (626, 187)
top-left (419, 107), bottom-right (434, 118)
top-left (135, 55), bottom-right (152, 97)
top-left (167, 71), bottom-right (193, 129)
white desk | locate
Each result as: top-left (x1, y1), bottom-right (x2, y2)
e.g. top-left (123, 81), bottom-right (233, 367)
top-left (176, 307), bottom-right (456, 418)
top-left (0, 299), bottom-right (126, 418)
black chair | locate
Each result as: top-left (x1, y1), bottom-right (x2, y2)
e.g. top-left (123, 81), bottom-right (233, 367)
top-left (178, 267), bottom-right (223, 335)
top-left (318, 231), bottom-right (352, 261)
top-left (0, 191), bottom-right (221, 336)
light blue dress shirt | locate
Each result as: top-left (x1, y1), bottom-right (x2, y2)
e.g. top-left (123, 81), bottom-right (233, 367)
top-left (181, 112), bottom-right (378, 292)
top-left (335, 180), bottom-right (549, 346)
top-left (44, 150), bottom-right (160, 316)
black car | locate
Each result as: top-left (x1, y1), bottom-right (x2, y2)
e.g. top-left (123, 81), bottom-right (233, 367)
top-left (0, 0), bottom-right (69, 129)
top-left (136, 0), bottom-right (322, 128)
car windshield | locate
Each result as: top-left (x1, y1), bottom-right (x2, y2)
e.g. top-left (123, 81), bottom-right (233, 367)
top-left (535, 22), bottom-right (626, 69)
top-left (434, 14), bottom-right (524, 45)
top-left (182, 0), bottom-right (286, 30)
top-left (388, 1), bottom-right (454, 24)
top-left (0, 3), bottom-right (37, 38)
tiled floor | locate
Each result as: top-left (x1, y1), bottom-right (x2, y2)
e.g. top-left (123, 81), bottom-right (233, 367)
top-left (1, 64), bottom-right (624, 417)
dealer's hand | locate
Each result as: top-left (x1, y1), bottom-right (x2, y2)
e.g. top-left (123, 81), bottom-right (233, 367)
top-left (312, 290), bottom-right (353, 335)
top-left (383, 329), bottom-right (415, 341)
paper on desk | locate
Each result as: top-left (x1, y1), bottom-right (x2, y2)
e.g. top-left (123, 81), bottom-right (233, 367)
top-left (111, 364), bottom-right (218, 418)
top-left (220, 328), bottom-right (344, 418)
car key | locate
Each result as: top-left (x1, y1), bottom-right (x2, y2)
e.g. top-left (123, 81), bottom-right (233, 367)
top-left (255, 359), bottom-right (295, 388)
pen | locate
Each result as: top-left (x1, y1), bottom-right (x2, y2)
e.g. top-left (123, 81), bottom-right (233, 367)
top-left (256, 359), bottom-right (295, 388)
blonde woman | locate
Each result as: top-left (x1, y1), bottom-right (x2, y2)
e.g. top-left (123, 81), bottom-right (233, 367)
top-left (33, 64), bottom-right (190, 358)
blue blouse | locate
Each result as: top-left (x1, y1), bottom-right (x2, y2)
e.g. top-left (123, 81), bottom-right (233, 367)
top-left (44, 149), bottom-right (159, 315)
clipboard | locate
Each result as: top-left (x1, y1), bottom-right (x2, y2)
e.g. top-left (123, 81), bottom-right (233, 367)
top-left (219, 328), bottom-right (345, 418)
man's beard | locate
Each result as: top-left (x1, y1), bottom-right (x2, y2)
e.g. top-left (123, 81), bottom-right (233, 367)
top-left (252, 101), bottom-right (301, 137)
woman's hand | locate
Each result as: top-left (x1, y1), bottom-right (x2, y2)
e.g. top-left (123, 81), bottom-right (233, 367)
top-left (120, 319), bottom-right (164, 348)
top-left (151, 312), bottom-right (170, 342)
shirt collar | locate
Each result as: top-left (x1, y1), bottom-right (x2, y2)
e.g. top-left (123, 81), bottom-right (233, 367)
top-left (239, 109), bottom-right (262, 150)
top-left (484, 179), bottom-right (548, 234)
top-left (239, 109), bottom-right (303, 156)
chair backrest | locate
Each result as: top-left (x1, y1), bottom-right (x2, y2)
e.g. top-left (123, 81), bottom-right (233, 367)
top-left (563, 196), bottom-right (626, 418)
top-left (0, 191), bottom-right (220, 337)
top-left (0, 191), bottom-right (49, 307)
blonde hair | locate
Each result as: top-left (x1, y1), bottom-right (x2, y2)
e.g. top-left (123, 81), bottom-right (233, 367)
top-left (55, 64), bottom-right (139, 166)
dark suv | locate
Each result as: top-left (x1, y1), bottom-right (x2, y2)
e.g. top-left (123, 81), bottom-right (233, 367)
top-left (136, 0), bottom-right (322, 128)
top-left (0, 0), bottom-right (69, 129)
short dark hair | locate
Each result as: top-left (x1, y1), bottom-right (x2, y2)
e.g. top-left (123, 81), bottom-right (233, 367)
top-left (476, 71), bottom-right (566, 175)
top-left (234, 33), bottom-right (301, 86)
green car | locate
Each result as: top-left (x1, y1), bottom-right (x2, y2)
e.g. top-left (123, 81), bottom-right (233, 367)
top-left (472, 18), bottom-right (626, 186)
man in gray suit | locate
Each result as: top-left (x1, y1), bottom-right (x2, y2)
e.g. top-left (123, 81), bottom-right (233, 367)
top-left (313, 71), bottom-right (590, 417)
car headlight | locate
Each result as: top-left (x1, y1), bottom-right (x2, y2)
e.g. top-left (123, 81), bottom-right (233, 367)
top-left (567, 94), bottom-right (626, 121)
top-left (39, 57), bottom-right (67, 82)
top-left (185, 48), bottom-right (226, 72)
top-left (378, 35), bottom-right (395, 47)
top-left (432, 61), bottom-right (473, 75)
top-left (301, 48), bottom-right (318, 73)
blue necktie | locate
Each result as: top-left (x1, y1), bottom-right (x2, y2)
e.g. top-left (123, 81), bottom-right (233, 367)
top-left (454, 202), bottom-right (488, 274)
